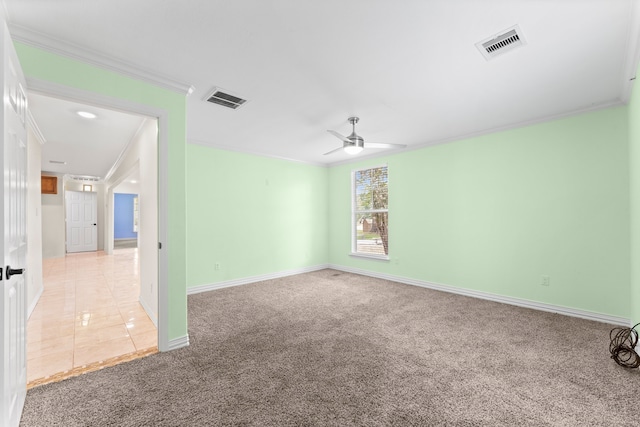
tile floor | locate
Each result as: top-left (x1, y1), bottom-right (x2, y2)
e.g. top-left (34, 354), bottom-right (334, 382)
top-left (27, 248), bottom-right (157, 384)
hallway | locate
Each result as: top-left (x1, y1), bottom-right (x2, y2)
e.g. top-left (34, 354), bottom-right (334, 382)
top-left (26, 248), bottom-right (157, 387)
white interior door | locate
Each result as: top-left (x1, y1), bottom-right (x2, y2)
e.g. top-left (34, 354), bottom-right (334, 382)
top-left (66, 190), bottom-right (97, 253)
top-left (1, 21), bottom-right (28, 427)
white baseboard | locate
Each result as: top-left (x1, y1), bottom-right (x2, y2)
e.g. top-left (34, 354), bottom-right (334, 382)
top-left (187, 264), bottom-right (330, 295)
top-left (165, 335), bottom-right (189, 351)
top-left (138, 295), bottom-right (158, 328)
top-left (27, 285), bottom-right (44, 319)
top-left (329, 264), bottom-right (630, 326)
top-left (186, 262), bottom-right (628, 326)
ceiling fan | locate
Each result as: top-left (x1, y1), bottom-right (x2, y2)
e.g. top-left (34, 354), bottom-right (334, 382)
top-left (325, 117), bottom-right (407, 155)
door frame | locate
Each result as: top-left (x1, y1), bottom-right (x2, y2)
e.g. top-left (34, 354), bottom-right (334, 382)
top-left (106, 161), bottom-right (140, 256)
top-left (27, 78), bottom-right (170, 351)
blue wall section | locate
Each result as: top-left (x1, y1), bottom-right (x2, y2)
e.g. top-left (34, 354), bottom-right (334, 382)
top-left (114, 193), bottom-right (138, 239)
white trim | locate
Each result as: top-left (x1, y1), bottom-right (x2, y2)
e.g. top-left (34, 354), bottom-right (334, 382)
top-left (329, 264), bottom-right (630, 326)
top-left (620, 0), bottom-right (640, 103)
top-left (105, 160), bottom-right (139, 189)
top-left (187, 264), bottom-right (330, 295)
top-left (349, 253), bottom-right (389, 261)
top-left (351, 163), bottom-right (389, 172)
top-left (26, 109), bottom-right (45, 144)
top-left (103, 119), bottom-right (147, 182)
top-left (138, 295), bottom-right (158, 328)
top-left (27, 285), bottom-right (43, 320)
top-left (105, 161), bottom-right (140, 256)
top-left (0, 0), bottom-right (8, 23)
top-left (328, 99), bottom-right (623, 167)
top-left (26, 78), bottom-right (163, 117)
top-left (105, 186), bottom-right (115, 256)
top-left (351, 165), bottom-right (389, 256)
top-left (24, 77), bottom-right (173, 351)
top-left (10, 24), bottom-right (194, 96)
top-left (157, 113), bottom-right (170, 352)
top-left (188, 139), bottom-right (328, 168)
top-left (351, 170), bottom-right (356, 253)
top-left (166, 335), bottom-right (189, 351)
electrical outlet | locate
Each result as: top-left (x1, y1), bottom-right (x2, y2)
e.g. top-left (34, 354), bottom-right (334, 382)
top-left (215, 263), bottom-right (220, 271)
top-left (541, 275), bottom-right (550, 286)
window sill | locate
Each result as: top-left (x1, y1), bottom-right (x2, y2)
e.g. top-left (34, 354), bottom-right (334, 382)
top-left (349, 253), bottom-right (390, 261)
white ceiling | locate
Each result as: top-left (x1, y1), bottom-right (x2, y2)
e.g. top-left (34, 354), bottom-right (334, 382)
top-left (30, 93), bottom-right (146, 178)
top-left (7, 0), bottom-right (639, 168)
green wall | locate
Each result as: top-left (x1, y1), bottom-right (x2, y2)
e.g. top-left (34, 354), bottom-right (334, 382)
top-left (186, 145), bottom-right (328, 288)
top-left (16, 43), bottom-right (188, 343)
top-left (17, 40), bottom-right (631, 335)
top-left (329, 108), bottom-right (630, 318)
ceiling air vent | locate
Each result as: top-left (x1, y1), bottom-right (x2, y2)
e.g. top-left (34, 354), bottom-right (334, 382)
top-left (204, 87), bottom-right (248, 110)
top-left (69, 175), bottom-right (101, 182)
top-left (476, 25), bottom-right (526, 61)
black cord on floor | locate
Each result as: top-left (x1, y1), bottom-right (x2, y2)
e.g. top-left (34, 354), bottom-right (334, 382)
top-left (609, 323), bottom-right (640, 368)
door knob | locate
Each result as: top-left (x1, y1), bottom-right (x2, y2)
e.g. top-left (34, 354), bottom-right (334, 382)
top-left (6, 266), bottom-right (24, 280)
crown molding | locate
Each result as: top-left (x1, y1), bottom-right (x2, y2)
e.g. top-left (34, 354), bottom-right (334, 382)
top-left (620, 0), bottom-right (640, 103)
top-left (26, 108), bottom-right (46, 144)
top-left (9, 23), bottom-right (195, 96)
top-left (103, 118), bottom-right (148, 183)
top-left (328, 99), bottom-right (624, 168)
top-left (188, 138), bottom-right (329, 168)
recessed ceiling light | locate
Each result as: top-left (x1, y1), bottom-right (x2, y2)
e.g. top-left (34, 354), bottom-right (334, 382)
top-left (77, 111), bottom-right (97, 119)
top-left (130, 180), bottom-right (137, 184)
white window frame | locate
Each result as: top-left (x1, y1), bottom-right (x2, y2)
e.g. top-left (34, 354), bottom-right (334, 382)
top-left (350, 164), bottom-right (390, 261)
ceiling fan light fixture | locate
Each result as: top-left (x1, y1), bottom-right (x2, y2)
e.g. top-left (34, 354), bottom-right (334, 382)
top-left (344, 145), bottom-right (363, 155)
top-left (326, 116), bottom-right (404, 156)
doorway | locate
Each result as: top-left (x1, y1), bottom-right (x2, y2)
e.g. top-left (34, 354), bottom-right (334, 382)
top-left (114, 189), bottom-right (138, 248)
top-left (26, 92), bottom-right (161, 386)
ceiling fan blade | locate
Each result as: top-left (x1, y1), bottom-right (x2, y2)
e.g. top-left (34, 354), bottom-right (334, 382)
top-left (327, 130), bottom-right (350, 143)
top-left (324, 146), bottom-right (345, 155)
top-left (366, 142), bottom-right (407, 149)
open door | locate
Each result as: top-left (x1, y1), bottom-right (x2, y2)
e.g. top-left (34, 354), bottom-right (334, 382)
top-left (0, 21), bottom-right (28, 426)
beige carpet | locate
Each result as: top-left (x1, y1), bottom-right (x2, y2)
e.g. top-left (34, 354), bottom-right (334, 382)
top-left (20, 269), bottom-right (640, 426)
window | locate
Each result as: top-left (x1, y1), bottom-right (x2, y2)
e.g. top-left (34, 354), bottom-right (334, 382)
top-left (352, 165), bottom-right (389, 258)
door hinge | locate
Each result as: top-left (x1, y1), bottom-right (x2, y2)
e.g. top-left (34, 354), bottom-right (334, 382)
top-left (158, 242), bottom-right (162, 249)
